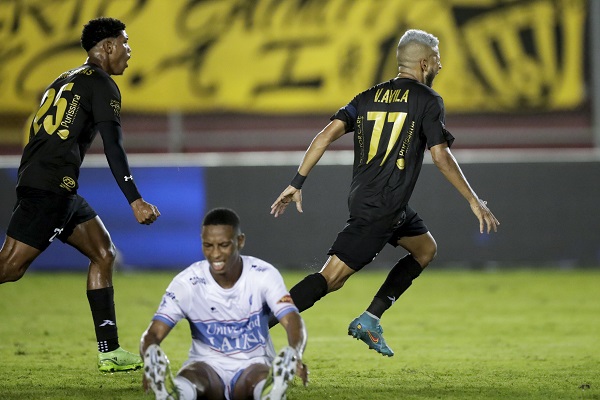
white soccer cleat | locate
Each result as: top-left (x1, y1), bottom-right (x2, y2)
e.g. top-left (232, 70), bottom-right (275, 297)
top-left (144, 344), bottom-right (180, 400)
top-left (261, 346), bottom-right (298, 400)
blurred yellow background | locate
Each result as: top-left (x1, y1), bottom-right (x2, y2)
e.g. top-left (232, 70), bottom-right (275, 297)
top-left (0, 0), bottom-right (587, 114)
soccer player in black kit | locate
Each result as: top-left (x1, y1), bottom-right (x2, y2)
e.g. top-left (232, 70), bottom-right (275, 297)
top-left (0, 17), bottom-right (161, 371)
top-left (270, 29), bottom-right (499, 356)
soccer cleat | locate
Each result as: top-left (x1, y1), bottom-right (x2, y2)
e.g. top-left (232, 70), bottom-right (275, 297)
top-left (143, 344), bottom-right (180, 400)
top-left (261, 346), bottom-right (298, 400)
top-left (98, 346), bottom-right (144, 372)
top-left (348, 315), bottom-right (394, 357)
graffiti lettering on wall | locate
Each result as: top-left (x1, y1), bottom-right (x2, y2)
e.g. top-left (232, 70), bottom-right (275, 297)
top-left (0, 0), bottom-right (587, 113)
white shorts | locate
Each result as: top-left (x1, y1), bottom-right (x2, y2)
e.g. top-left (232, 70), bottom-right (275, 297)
top-left (182, 356), bottom-right (271, 400)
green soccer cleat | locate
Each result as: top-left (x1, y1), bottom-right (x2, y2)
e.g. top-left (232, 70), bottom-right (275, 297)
top-left (348, 314), bottom-right (394, 357)
top-left (143, 344), bottom-right (180, 400)
top-left (98, 346), bottom-right (144, 372)
top-left (261, 346), bottom-right (297, 400)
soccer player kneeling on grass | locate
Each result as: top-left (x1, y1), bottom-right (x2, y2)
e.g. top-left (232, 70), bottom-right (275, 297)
top-left (140, 208), bottom-right (308, 400)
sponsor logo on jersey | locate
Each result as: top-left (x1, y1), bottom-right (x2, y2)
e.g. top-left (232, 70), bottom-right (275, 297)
top-left (277, 294), bottom-right (294, 305)
top-left (60, 94), bottom-right (81, 135)
top-left (159, 291), bottom-right (177, 309)
top-left (196, 313), bottom-right (267, 354)
top-left (250, 264), bottom-right (267, 272)
top-left (189, 276), bottom-right (206, 285)
top-left (60, 176), bottom-right (76, 191)
top-left (396, 120), bottom-right (415, 170)
top-left (110, 99), bottom-right (121, 117)
top-left (165, 291), bottom-right (176, 300)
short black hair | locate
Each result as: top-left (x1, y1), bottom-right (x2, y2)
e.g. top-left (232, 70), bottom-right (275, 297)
top-left (81, 17), bottom-right (126, 52)
top-left (202, 208), bottom-right (241, 231)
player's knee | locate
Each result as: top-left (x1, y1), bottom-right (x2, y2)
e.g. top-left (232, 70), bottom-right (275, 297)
top-left (414, 240), bottom-right (437, 268)
top-left (95, 242), bottom-right (117, 268)
top-left (0, 259), bottom-right (27, 283)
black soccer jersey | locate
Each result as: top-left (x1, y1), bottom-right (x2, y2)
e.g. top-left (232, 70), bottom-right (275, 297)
top-left (332, 77), bottom-right (454, 222)
top-left (17, 63), bottom-right (122, 195)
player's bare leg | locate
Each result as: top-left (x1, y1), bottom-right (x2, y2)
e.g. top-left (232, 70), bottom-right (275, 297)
top-left (318, 255), bottom-right (356, 292)
top-left (232, 362), bottom-right (269, 399)
top-left (178, 361), bottom-right (225, 399)
top-left (0, 237), bottom-right (41, 283)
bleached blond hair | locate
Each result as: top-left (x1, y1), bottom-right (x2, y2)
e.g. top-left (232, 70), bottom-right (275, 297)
top-left (398, 29), bottom-right (439, 49)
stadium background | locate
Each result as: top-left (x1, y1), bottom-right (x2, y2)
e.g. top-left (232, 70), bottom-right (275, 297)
top-left (0, 0), bottom-right (598, 271)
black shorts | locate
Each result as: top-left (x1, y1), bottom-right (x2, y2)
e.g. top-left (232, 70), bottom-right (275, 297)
top-left (7, 187), bottom-right (97, 251)
top-left (328, 205), bottom-right (428, 271)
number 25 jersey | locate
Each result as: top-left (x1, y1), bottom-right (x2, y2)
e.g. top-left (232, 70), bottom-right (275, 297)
top-left (18, 63), bottom-right (122, 195)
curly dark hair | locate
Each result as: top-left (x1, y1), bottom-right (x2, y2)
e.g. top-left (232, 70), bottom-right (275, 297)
top-left (80, 17), bottom-right (126, 52)
top-left (203, 208), bottom-right (241, 232)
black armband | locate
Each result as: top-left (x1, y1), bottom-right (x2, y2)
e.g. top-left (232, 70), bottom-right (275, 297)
top-left (290, 172), bottom-right (307, 189)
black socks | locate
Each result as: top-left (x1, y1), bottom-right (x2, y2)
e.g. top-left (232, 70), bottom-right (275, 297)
top-left (87, 287), bottom-right (119, 353)
top-left (269, 272), bottom-right (328, 328)
top-left (367, 255), bottom-right (423, 318)
top-left (289, 272), bottom-right (329, 312)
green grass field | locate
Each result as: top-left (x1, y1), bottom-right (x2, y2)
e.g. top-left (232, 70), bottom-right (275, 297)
top-left (0, 268), bottom-right (598, 399)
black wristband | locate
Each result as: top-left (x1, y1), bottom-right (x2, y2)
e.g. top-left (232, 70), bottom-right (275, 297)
top-left (290, 172), bottom-right (307, 189)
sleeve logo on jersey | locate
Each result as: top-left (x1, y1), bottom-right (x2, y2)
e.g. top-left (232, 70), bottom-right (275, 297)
top-left (59, 176), bottom-right (76, 191)
top-left (277, 294), bottom-right (294, 305)
top-left (159, 291), bottom-right (177, 310)
top-left (110, 99), bottom-right (121, 117)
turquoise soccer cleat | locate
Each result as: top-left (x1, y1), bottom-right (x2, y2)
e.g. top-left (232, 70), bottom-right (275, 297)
top-left (348, 314), bottom-right (394, 357)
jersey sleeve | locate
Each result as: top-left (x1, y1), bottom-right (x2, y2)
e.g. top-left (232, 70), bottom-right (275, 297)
top-left (152, 279), bottom-right (188, 328)
top-left (422, 95), bottom-right (455, 148)
top-left (98, 121), bottom-right (142, 204)
top-left (330, 95), bottom-right (359, 133)
top-left (91, 74), bottom-right (122, 125)
top-left (262, 266), bottom-right (299, 321)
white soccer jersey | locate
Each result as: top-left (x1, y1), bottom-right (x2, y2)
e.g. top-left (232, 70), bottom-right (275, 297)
top-left (153, 255), bottom-right (297, 364)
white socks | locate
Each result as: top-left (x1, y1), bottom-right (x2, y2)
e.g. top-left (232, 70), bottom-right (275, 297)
top-left (253, 379), bottom-right (267, 400)
top-left (174, 376), bottom-right (197, 400)
top-left (364, 311), bottom-right (380, 321)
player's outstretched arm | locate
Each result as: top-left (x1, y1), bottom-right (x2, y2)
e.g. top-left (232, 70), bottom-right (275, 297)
top-left (97, 121), bottom-right (161, 224)
top-left (430, 143), bottom-right (500, 233)
top-left (270, 119), bottom-right (346, 218)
